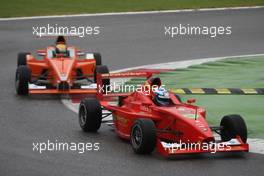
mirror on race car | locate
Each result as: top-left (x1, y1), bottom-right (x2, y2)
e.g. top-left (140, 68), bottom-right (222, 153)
top-left (85, 53), bottom-right (95, 60)
top-left (77, 51), bottom-right (85, 56)
top-left (37, 50), bottom-right (46, 56)
top-left (38, 53), bottom-right (46, 56)
top-left (187, 98), bottom-right (196, 104)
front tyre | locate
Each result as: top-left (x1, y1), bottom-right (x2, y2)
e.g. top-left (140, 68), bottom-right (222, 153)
top-left (79, 98), bottom-right (102, 132)
top-left (15, 66), bottom-right (31, 95)
top-left (17, 52), bottom-right (30, 66)
top-left (220, 114), bottom-right (247, 143)
top-left (130, 119), bottom-right (156, 154)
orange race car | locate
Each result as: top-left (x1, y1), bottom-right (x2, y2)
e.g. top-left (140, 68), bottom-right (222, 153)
top-left (15, 36), bottom-right (110, 95)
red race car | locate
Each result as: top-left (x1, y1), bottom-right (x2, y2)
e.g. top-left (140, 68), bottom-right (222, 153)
top-left (78, 73), bottom-right (248, 157)
top-left (15, 36), bottom-right (109, 95)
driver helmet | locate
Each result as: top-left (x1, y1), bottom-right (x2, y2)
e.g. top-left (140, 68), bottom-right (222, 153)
top-left (55, 36), bottom-right (67, 55)
top-left (153, 87), bottom-right (171, 106)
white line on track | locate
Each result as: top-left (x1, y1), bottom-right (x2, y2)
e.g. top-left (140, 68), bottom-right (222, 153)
top-left (112, 53), bottom-right (264, 73)
top-left (0, 6), bottom-right (263, 21)
top-left (61, 53), bottom-right (264, 154)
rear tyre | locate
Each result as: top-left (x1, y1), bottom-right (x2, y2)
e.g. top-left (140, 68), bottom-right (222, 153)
top-left (94, 53), bottom-right (102, 66)
top-left (220, 114), bottom-right (247, 143)
top-left (130, 119), bottom-right (156, 154)
top-left (17, 52), bottom-right (30, 66)
top-left (15, 66), bottom-right (31, 95)
top-left (79, 98), bottom-right (102, 132)
top-left (94, 65), bottom-right (110, 93)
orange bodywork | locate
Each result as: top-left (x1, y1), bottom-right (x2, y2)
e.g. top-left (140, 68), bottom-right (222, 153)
top-left (27, 46), bottom-right (97, 94)
top-left (29, 89), bottom-right (97, 94)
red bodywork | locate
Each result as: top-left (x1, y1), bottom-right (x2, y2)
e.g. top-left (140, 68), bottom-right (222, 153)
top-left (26, 46), bottom-right (97, 94)
top-left (96, 73), bottom-right (249, 156)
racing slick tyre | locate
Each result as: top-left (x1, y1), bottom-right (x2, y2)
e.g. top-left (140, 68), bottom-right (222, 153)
top-left (94, 53), bottom-right (102, 66)
top-left (220, 114), bottom-right (247, 143)
top-left (15, 65), bottom-right (31, 95)
top-left (94, 65), bottom-right (110, 93)
top-left (79, 98), bottom-right (102, 132)
top-left (130, 119), bottom-right (156, 154)
top-left (17, 52), bottom-right (30, 66)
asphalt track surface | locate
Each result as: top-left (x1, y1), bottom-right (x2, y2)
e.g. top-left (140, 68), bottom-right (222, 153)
top-left (0, 8), bottom-right (264, 176)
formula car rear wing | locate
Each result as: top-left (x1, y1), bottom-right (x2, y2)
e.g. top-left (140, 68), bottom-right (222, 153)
top-left (96, 72), bottom-right (153, 100)
top-left (28, 71), bottom-right (152, 96)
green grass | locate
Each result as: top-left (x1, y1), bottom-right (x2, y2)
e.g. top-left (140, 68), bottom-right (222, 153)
top-left (127, 56), bottom-right (264, 138)
top-left (1, 0), bottom-right (264, 18)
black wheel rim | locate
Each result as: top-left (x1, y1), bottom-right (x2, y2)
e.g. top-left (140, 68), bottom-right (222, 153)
top-left (131, 124), bottom-right (143, 148)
